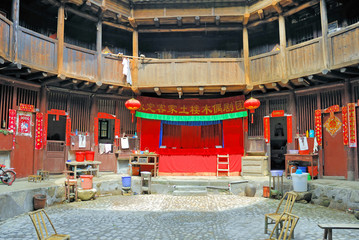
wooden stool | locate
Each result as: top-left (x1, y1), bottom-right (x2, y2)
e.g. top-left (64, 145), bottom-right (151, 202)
top-left (65, 179), bottom-right (78, 202)
top-left (28, 175), bottom-right (42, 182)
top-left (38, 170), bottom-right (50, 180)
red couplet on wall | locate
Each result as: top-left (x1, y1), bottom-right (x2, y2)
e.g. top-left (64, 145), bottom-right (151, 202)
top-left (287, 115), bottom-right (292, 143)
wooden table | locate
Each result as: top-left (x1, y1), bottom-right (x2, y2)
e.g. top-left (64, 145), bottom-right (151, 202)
top-left (65, 161), bottom-right (101, 179)
top-left (284, 154), bottom-right (319, 180)
top-left (318, 224), bottom-right (359, 240)
top-left (129, 153), bottom-right (159, 177)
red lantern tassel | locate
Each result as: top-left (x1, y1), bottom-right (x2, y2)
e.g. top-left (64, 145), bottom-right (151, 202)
top-left (251, 113), bottom-right (254, 124)
top-left (131, 110), bottom-right (135, 123)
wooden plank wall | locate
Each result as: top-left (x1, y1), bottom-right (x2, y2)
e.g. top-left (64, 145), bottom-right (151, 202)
top-left (0, 84), bottom-right (14, 129)
top-left (249, 51), bottom-right (281, 84)
top-left (18, 27), bottom-right (57, 72)
top-left (287, 38), bottom-right (323, 78)
top-left (70, 94), bottom-right (91, 132)
top-left (0, 15), bottom-right (11, 60)
top-left (16, 87), bottom-right (38, 108)
top-left (330, 22), bottom-right (359, 67)
top-left (63, 44), bottom-right (97, 80)
top-left (101, 55), bottom-right (126, 85)
top-left (296, 93), bottom-right (317, 134)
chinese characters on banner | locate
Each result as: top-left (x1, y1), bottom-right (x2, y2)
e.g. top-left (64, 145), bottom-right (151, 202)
top-left (263, 117), bottom-right (270, 143)
top-left (19, 104), bottom-right (34, 112)
top-left (342, 106), bottom-right (348, 145)
top-left (35, 113), bottom-right (43, 150)
top-left (348, 103), bottom-right (357, 148)
top-left (18, 115), bottom-right (31, 135)
top-left (8, 109), bottom-right (16, 149)
top-left (315, 109), bottom-right (322, 146)
top-left (137, 96), bottom-right (245, 116)
top-left (66, 117), bottom-right (71, 146)
top-left (287, 115), bottom-right (293, 143)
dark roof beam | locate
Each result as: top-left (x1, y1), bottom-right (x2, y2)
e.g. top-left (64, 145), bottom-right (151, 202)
top-left (154, 87), bottom-right (161, 96)
top-left (257, 9), bottom-right (264, 20)
top-left (177, 17), bottom-right (182, 27)
top-left (308, 75), bottom-right (328, 83)
top-left (272, 82), bottom-right (281, 91)
top-left (195, 16), bottom-right (200, 26)
top-left (199, 87), bottom-right (204, 95)
top-left (77, 81), bottom-right (90, 89)
top-left (41, 76), bottom-right (62, 85)
top-left (1, 68), bottom-right (30, 76)
top-left (25, 72), bottom-right (48, 81)
top-left (298, 77), bottom-right (311, 87)
top-left (272, 0), bottom-right (282, 14)
top-left (258, 84), bottom-right (267, 93)
top-left (154, 17), bottom-right (160, 28)
top-left (340, 67), bottom-right (359, 75)
top-left (215, 16), bottom-right (220, 26)
top-left (106, 85), bottom-right (114, 93)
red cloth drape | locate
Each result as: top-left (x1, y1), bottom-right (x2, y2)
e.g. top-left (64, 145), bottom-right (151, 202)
top-left (223, 118), bottom-right (244, 154)
top-left (140, 119), bottom-right (161, 152)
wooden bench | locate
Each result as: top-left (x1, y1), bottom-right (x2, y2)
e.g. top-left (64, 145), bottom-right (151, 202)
top-left (28, 175), bottom-right (42, 182)
top-left (318, 223), bottom-right (359, 240)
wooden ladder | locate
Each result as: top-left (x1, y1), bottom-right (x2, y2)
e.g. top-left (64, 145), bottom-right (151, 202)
top-left (217, 154), bottom-right (230, 177)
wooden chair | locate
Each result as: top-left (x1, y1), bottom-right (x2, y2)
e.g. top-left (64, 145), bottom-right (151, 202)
top-left (266, 212), bottom-right (299, 240)
top-left (28, 209), bottom-right (70, 240)
top-left (265, 192), bottom-right (298, 238)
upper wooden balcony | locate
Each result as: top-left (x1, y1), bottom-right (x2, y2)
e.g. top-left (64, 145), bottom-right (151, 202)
top-left (0, 13), bottom-right (359, 94)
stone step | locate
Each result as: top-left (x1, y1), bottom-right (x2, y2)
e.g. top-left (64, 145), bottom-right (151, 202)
top-left (174, 185), bottom-right (207, 191)
top-left (172, 189), bottom-right (208, 196)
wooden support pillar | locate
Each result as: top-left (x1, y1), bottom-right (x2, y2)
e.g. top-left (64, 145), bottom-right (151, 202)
top-left (344, 79), bottom-right (355, 180)
top-left (320, 0), bottom-right (329, 69)
top-left (12, 0), bottom-right (20, 63)
top-left (278, 15), bottom-right (288, 83)
top-left (243, 26), bottom-right (251, 87)
top-left (39, 86), bottom-right (47, 170)
top-left (97, 19), bottom-right (102, 83)
top-left (57, 4), bottom-right (65, 79)
top-left (132, 30), bottom-right (140, 95)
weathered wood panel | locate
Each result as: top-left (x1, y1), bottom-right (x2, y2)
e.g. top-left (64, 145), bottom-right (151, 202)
top-left (102, 55), bottom-right (126, 85)
top-left (0, 15), bottom-right (12, 59)
top-left (250, 51), bottom-right (281, 84)
top-left (18, 27), bottom-right (57, 72)
top-left (138, 59), bottom-right (244, 87)
top-left (330, 23), bottom-right (359, 67)
top-left (63, 44), bottom-right (97, 80)
top-left (287, 38), bottom-right (323, 78)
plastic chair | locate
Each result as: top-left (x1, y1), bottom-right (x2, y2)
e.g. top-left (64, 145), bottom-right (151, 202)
top-left (264, 192), bottom-right (298, 238)
top-left (266, 212), bottom-right (299, 240)
top-left (28, 209), bottom-right (70, 240)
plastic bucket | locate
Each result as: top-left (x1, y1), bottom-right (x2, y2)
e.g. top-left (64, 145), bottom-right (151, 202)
top-left (307, 166), bottom-right (318, 177)
top-left (33, 194), bottom-right (47, 210)
top-left (297, 166), bottom-right (307, 173)
top-left (76, 152), bottom-right (85, 162)
top-left (122, 176), bottom-right (131, 188)
top-left (80, 175), bottom-right (93, 189)
top-left (263, 186), bottom-right (270, 198)
top-left (85, 151), bottom-right (95, 161)
top-left (292, 173), bottom-right (309, 192)
top-left (270, 170), bottom-right (284, 176)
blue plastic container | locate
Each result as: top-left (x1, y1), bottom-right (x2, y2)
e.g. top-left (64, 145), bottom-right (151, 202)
top-left (270, 170), bottom-right (284, 176)
top-left (297, 166), bottom-right (307, 173)
top-left (122, 176), bottom-right (131, 188)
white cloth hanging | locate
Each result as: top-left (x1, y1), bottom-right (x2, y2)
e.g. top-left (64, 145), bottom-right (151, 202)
top-left (122, 57), bottom-right (132, 86)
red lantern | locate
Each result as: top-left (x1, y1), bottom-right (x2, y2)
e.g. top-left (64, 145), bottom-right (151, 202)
top-left (125, 98), bottom-right (141, 123)
top-left (244, 97), bottom-right (260, 124)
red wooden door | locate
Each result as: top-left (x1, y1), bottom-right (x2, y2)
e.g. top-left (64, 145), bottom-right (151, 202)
top-left (323, 112), bottom-right (347, 178)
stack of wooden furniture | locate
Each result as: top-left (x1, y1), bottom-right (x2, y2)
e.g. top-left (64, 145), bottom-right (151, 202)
top-left (242, 137), bottom-right (269, 176)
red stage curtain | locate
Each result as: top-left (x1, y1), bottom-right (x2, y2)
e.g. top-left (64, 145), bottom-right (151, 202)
top-left (140, 119), bottom-right (161, 152)
top-left (223, 118), bottom-right (244, 154)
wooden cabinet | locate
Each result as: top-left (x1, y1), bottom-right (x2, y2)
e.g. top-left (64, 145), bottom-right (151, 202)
top-left (129, 153), bottom-right (159, 177)
top-left (284, 154), bottom-right (319, 180)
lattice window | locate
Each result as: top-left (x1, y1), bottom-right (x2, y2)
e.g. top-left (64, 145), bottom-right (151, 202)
top-left (353, 84), bottom-right (359, 101)
top-left (269, 98), bottom-right (288, 113)
top-left (16, 87), bottom-right (38, 108)
top-left (249, 100), bottom-right (266, 137)
top-left (47, 91), bottom-right (68, 111)
top-left (117, 99), bottom-right (137, 135)
top-left (320, 89), bottom-right (342, 109)
top-left (0, 84), bottom-right (14, 129)
top-left (70, 95), bottom-right (91, 133)
top-left (296, 94), bottom-right (317, 134)
top-left (98, 98), bottom-right (116, 115)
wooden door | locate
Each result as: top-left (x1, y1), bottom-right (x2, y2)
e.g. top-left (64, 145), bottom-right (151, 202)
top-left (45, 115), bottom-right (66, 173)
top-left (323, 112), bottom-right (347, 177)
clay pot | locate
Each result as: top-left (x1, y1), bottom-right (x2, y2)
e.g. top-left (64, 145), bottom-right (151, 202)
top-left (244, 184), bottom-right (256, 197)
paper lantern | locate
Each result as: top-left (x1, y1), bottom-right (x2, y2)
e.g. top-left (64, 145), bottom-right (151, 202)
top-left (125, 98), bottom-right (141, 123)
top-left (244, 97), bottom-right (260, 124)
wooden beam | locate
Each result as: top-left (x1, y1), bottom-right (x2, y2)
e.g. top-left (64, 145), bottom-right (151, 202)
top-left (258, 84), bottom-right (267, 93)
top-left (103, 21), bottom-right (134, 32)
top-left (154, 17), bottom-right (160, 27)
top-left (177, 87), bottom-right (183, 98)
top-left (177, 17), bottom-right (182, 27)
top-left (340, 67), bottom-right (359, 75)
top-left (288, 0), bottom-right (300, 6)
top-left (12, 0), bottom-right (20, 63)
top-left (243, 27), bottom-right (250, 87)
top-left (195, 16), bottom-right (200, 26)
top-left (308, 75), bottom-right (328, 83)
top-left (96, 19), bottom-right (102, 83)
top-left (320, 0), bottom-right (329, 69)
top-left (78, 81), bottom-right (90, 89)
top-left (215, 16), bottom-right (220, 26)
top-left (199, 87), bottom-right (204, 95)
top-left (118, 87), bottom-right (124, 95)
top-left (243, 86), bottom-right (253, 95)
top-left (298, 77), bottom-right (310, 86)
top-left (92, 81), bottom-right (102, 92)
top-left (279, 14), bottom-right (288, 82)
top-left (57, 4), bottom-right (65, 80)
top-left (0, 68), bottom-right (30, 75)
top-left (272, 82), bottom-right (281, 91)
top-left (154, 87), bottom-right (161, 96)
top-left (243, 13), bottom-right (250, 26)
top-left (284, 0), bottom-right (319, 17)
top-left (0, 57), bottom-right (4, 64)
top-left (41, 76), bottom-right (62, 85)
top-left (272, 0), bottom-right (282, 14)
top-left (220, 86), bottom-right (226, 95)
top-left (247, 16), bottom-right (278, 28)
top-left (106, 85), bottom-right (114, 93)
top-left (0, 74), bottom-right (40, 88)
top-left (0, 62), bottom-right (21, 70)
top-left (128, 17), bottom-right (137, 28)
top-left (257, 9), bottom-right (264, 20)
top-left (138, 26), bottom-right (242, 33)
top-left (60, 79), bottom-right (77, 87)
top-left (327, 70), bottom-right (352, 79)
top-left (284, 81), bottom-right (295, 90)
top-left (25, 72), bottom-right (47, 81)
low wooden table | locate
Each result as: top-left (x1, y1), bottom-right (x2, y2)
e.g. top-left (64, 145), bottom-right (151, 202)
top-left (129, 153), bottom-right (159, 177)
top-left (318, 224), bottom-right (359, 240)
top-left (284, 154), bottom-right (319, 180)
top-left (65, 161), bottom-right (101, 179)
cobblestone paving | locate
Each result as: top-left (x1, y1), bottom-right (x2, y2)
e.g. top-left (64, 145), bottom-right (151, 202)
top-left (0, 194), bottom-right (358, 240)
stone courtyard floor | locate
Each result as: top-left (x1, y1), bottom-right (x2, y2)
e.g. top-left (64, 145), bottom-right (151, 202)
top-left (0, 194), bottom-right (358, 240)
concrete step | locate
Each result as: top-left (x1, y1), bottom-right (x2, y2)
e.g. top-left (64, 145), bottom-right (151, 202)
top-left (173, 189), bottom-right (208, 196)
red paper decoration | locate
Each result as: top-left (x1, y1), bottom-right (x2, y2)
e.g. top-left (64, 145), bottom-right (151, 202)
top-left (348, 103), bottom-right (356, 148)
top-left (287, 115), bottom-right (293, 143)
top-left (263, 116), bottom-right (270, 143)
top-left (19, 104), bottom-right (34, 112)
top-left (8, 109), bottom-right (16, 149)
top-left (114, 119), bottom-right (121, 147)
top-left (244, 98), bottom-right (260, 124)
top-left (342, 106), bottom-right (348, 145)
top-left (125, 98), bottom-right (141, 123)
top-left (94, 117), bottom-right (98, 146)
top-left (315, 109), bottom-right (322, 146)
top-left (35, 113), bottom-right (44, 150)
top-left (66, 117), bottom-right (71, 146)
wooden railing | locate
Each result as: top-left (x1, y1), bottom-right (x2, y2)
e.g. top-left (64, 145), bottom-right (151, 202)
top-left (138, 58), bottom-right (245, 87)
top-left (101, 54), bottom-right (126, 85)
top-left (63, 43), bottom-right (97, 81)
top-left (0, 15), bottom-right (12, 60)
top-left (249, 51), bottom-right (281, 84)
top-left (329, 22), bottom-right (359, 68)
top-left (18, 27), bottom-right (57, 72)
top-left (287, 38), bottom-right (323, 78)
